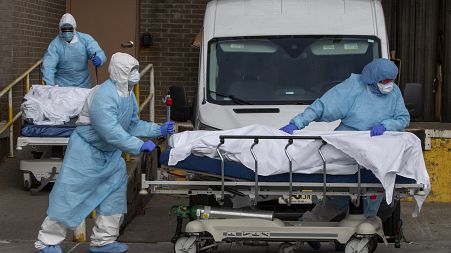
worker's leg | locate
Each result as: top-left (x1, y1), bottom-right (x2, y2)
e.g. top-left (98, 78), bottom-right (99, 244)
top-left (90, 214), bottom-right (124, 246)
top-left (35, 216), bottom-right (67, 250)
top-left (90, 175), bottom-right (128, 253)
top-left (303, 196), bottom-right (349, 222)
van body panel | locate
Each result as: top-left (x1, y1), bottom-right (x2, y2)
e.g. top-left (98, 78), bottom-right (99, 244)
top-left (197, 0), bottom-right (389, 131)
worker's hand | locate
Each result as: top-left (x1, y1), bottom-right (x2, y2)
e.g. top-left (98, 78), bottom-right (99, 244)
top-left (160, 121), bottom-right (175, 137)
top-left (279, 123), bottom-right (298, 134)
top-left (140, 140), bottom-right (157, 152)
top-left (370, 123), bottom-right (386, 137)
top-left (91, 55), bottom-right (102, 67)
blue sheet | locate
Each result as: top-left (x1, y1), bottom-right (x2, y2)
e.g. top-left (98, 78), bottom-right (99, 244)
top-left (159, 149), bottom-right (415, 184)
top-left (21, 124), bottom-right (75, 137)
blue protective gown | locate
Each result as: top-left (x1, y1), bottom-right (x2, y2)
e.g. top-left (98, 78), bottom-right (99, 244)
top-left (290, 74), bottom-right (410, 131)
top-left (42, 32), bottom-right (107, 88)
top-left (292, 59), bottom-right (410, 217)
top-left (47, 80), bottom-right (161, 229)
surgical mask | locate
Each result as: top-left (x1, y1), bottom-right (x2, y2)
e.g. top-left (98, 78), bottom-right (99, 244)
top-left (61, 32), bottom-right (74, 42)
top-left (128, 69), bottom-right (140, 91)
top-left (377, 81), bottom-right (394, 94)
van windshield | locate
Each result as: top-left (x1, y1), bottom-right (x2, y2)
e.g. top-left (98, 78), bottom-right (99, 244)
top-left (207, 36), bottom-right (381, 105)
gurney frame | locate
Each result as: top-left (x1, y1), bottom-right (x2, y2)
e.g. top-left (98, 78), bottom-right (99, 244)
top-left (140, 135), bottom-right (426, 253)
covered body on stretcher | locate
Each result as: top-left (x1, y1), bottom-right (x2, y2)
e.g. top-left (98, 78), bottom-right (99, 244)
top-left (17, 85), bottom-right (91, 191)
top-left (141, 125), bottom-right (430, 252)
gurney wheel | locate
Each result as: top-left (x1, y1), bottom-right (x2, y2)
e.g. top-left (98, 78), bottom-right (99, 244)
top-left (174, 236), bottom-right (198, 253)
top-left (345, 239), bottom-right (370, 253)
top-left (23, 172), bottom-right (38, 191)
top-left (278, 242), bottom-right (295, 253)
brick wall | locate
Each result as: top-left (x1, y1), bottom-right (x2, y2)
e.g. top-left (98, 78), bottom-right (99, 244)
top-left (139, 0), bottom-right (206, 123)
top-left (0, 0), bottom-right (65, 159)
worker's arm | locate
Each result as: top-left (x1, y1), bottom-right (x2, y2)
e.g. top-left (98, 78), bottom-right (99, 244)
top-left (82, 33), bottom-right (107, 66)
top-left (127, 92), bottom-right (162, 137)
top-left (89, 86), bottom-right (144, 155)
top-left (41, 39), bottom-right (59, 85)
top-left (381, 87), bottom-right (410, 131)
top-left (290, 75), bottom-right (357, 129)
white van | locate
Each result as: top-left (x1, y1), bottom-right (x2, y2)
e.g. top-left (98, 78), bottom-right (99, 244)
top-left (192, 0), bottom-right (391, 131)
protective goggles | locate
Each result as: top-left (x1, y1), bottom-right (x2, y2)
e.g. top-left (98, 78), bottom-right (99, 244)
top-left (60, 24), bottom-right (74, 33)
top-left (378, 79), bottom-right (394, 84)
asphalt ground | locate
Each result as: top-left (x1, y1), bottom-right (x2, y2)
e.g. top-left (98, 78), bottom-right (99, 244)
top-left (1, 152), bottom-right (451, 253)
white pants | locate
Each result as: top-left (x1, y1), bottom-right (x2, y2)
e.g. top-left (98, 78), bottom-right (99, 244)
top-left (35, 214), bottom-right (123, 250)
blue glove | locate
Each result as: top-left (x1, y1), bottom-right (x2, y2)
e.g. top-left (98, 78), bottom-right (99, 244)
top-left (160, 121), bottom-right (174, 137)
top-left (140, 140), bottom-right (156, 152)
top-left (91, 55), bottom-right (102, 67)
top-left (370, 123), bottom-right (386, 137)
top-left (279, 123), bottom-right (298, 134)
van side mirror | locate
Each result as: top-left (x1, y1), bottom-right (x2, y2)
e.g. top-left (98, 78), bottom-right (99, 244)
top-left (168, 85), bottom-right (191, 122)
top-left (403, 83), bottom-right (423, 119)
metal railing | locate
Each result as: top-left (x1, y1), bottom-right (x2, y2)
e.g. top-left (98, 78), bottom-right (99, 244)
top-left (0, 59), bottom-right (43, 157)
top-left (135, 63), bottom-right (155, 122)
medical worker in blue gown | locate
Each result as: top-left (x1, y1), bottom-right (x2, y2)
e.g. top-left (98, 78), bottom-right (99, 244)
top-left (280, 58), bottom-right (410, 250)
top-left (41, 13), bottom-right (107, 88)
top-left (34, 52), bottom-right (175, 253)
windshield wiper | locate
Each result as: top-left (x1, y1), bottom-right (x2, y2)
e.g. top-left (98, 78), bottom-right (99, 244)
top-left (209, 90), bottom-right (253, 105)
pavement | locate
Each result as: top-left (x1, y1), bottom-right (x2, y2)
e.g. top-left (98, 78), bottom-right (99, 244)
top-left (1, 152), bottom-right (451, 253)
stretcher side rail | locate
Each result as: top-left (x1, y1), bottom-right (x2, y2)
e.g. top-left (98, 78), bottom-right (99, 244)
top-left (145, 179), bottom-right (425, 202)
top-left (16, 136), bottom-right (69, 150)
top-left (141, 134), bottom-right (426, 207)
top-left (217, 135), bottom-right (327, 206)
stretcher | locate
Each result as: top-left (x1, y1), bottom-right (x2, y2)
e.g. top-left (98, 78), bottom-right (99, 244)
top-left (16, 121), bottom-right (76, 192)
top-left (140, 135), bottom-right (426, 253)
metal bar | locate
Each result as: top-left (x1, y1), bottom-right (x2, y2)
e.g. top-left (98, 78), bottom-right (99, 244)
top-left (139, 93), bottom-right (153, 112)
top-left (250, 139), bottom-right (259, 205)
top-left (357, 165), bottom-right (361, 207)
top-left (134, 82), bottom-right (140, 112)
top-left (0, 112), bottom-right (21, 135)
top-left (150, 65), bottom-right (155, 122)
top-left (283, 139), bottom-right (294, 206)
top-left (39, 62), bottom-right (44, 85)
top-left (216, 141), bottom-right (225, 202)
top-left (318, 141), bottom-right (327, 205)
top-left (220, 135), bottom-right (322, 140)
top-left (140, 63), bottom-right (153, 76)
top-left (8, 89), bottom-right (14, 157)
top-left (145, 180), bottom-right (424, 188)
top-left (0, 59), bottom-right (42, 98)
top-left (151, 189), bottom-right (394, 197)
top-left (25, 74), bottom-right (30, 93)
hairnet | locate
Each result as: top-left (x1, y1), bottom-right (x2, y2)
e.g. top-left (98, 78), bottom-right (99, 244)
top-left (59, 13), bottom-right (77, 29)
top-left (361, 58), bottom-right (398, 85)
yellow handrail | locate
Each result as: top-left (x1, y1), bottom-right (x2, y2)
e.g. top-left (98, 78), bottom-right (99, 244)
top-left (135, 63), bottom-right (155, 122)
top-left (0, 59), bottom-right (43, 157)
top-left (0, 59), bottom-right (42, 98)
top-left (125, 64), bottom-right (155, 162)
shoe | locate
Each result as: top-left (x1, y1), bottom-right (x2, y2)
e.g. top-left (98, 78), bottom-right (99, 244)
top-left (307, 241), bottom-right (321, 251)
top-left (38, 245), bottom-right (62, 253)
top-left (90, 241), bottom-right (128, 253)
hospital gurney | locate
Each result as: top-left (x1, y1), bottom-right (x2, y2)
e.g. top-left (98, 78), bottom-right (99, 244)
top-left (16, 120), bottom-right (76, 192)
top-left (140, 135), bottom-right (426, 253)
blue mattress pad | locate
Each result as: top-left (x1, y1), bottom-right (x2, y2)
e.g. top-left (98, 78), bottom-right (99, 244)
top-left (20, 118), bottom-right (77, 137)
top-left (159, 149), bottom-right (416, 184)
